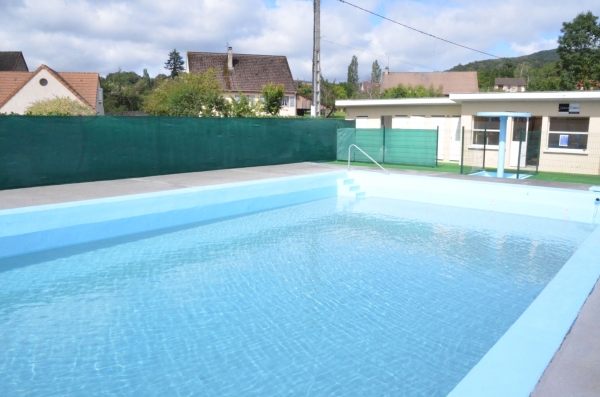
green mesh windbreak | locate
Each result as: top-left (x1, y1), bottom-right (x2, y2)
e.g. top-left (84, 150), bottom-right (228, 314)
top-left (337, 128), bottom-right (438, 167)
top-left (0, 116), bottom-right (353, 190)
top-left (354, 129), bottom-right (384, 163)
top-left (384, 129), bottom-right (437, 166)
top-left (336, 128), bottom-right (356, 161)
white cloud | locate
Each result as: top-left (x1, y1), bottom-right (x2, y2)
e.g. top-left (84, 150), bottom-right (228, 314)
top-left (0, 0), bottom-right (599, 81)
top-left (511, 38), bottom-right (558, 56)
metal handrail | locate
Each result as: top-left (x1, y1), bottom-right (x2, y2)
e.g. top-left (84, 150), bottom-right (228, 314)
top-left (347, 144), bottom-right (389, 175)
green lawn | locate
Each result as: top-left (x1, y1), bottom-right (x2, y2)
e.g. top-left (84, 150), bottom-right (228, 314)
top-left (328, 160), bottom-right (461, 173)
top-left (328, 161), bottom-right (600, 185)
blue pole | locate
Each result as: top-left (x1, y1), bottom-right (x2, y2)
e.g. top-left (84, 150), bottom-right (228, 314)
top-left (497, 116), bottom-right (508, 178)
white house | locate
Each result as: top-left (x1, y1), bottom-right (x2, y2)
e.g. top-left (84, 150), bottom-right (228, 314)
top-left (0, 64), bottom-right (104, 115)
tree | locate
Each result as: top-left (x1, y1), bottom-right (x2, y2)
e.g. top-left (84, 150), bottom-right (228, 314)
top-left (297, 82), bottom-right (312, 98)
top-left (371, 60), bottom-right (382, 83)
top-left (230, 93), bottom-right (263, 117)
top-left (380, 83), bottom-right (443, 99)
top-left (557, 11), bottom-right (600, 90)
top-left (261, 83), bottom-right (285, 115)
top-left (347, 55), bottom-right (359, 86)
top-left (320, 77), bottom-right (347, 117)
top-left (101, 70), bottom-right (154, 114)
top-left (164, 49), bottom-right (186, 79)
top-left (143, 69), bottom-right (229, 117)
top-left (25, 97), bottom-right (96, 116)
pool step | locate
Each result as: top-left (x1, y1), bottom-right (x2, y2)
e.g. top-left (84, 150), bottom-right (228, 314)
top-left (337, 178), bottom-right (367, 199)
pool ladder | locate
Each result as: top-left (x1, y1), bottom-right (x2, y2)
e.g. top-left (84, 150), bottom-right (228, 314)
top-left (347, 144), bottom-right (389, 175)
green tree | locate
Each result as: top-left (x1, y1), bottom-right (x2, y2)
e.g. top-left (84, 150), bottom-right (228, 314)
top-left (320, 78), bottom-right (347, 117)
top-left (101, 70), bottom-right (153, 114)
top-left (380, 83), bottom-right (443, 99)
top-left (557, 11), bottom-right (600, 89)
top-left (25, 97), bottom-right (96, 116)
top-left (297, 82), bottom-right (312, 98)
top-left (261, 83), bottom-right (285, 115)
top-left (230, 93), bottom-right (263, 117)
top-left (347, 55), bottom-right (359, 86)
top-left (143, 69), bottom-right (229, 117)
top-left (164, 49), bottom-right (186, 79)
top-left (371, 60), bottom-right (382, 83)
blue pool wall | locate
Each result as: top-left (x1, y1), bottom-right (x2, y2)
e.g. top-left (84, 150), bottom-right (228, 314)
top-left (347, 170), bottom-right (600, 223)
top-left (0, 171), bottom-right (345, 259)
top-left (2, 169), bottom-right (600, 397)
top-left (347, 171), bottom-right (600, 397)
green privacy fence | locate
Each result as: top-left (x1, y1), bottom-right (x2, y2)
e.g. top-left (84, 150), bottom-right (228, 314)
top-left (0, 116), bottom-right (353, 190)
top-left (337, 128), bottom-right (438, 167)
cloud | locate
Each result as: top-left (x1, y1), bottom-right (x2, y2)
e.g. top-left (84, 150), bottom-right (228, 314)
top-left (511, 38), bottom-right (558, 56)
top-left (0, 0), bottom-right (599, 82)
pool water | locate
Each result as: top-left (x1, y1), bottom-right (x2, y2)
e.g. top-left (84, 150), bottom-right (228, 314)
top-left (0, 197), bottom-right (594, 396)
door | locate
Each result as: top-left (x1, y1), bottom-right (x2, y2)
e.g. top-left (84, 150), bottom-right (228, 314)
top-left (410, 116), bottom-right (426, 129)
top-left (449, 117), bottom-right (461, 161)
top-left (392, 116), bottom-right (408, 129)
top-left (429, 116), bottom-right (446, 160)
top-left (509, 117), bottom-right (528, 167)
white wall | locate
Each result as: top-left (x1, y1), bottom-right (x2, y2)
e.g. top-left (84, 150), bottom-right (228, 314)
top-left (0, 69), bottom-right (83, 114)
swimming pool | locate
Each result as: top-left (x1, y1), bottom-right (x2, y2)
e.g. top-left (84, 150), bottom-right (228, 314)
top-left (1, 170), bottom-right (599, 396)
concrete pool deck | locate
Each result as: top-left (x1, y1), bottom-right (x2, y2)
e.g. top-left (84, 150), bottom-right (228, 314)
top-left (0, 162), bottom-right (598, 396)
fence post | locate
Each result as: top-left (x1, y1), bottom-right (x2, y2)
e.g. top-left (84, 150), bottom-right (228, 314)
top-left (516, 127), bottom-right (523, 179)
top-left (460, 126), bottom-right (465, 175)
top-left (382, 126), bottom-right (386, 164)
top-left (482, 128), bottom-right (487, 171)
top-left (435, 126), bottom-right (439, 168)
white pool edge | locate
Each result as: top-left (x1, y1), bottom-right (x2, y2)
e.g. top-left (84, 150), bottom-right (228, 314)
top-left (2, 169), bottom-right (599, 396)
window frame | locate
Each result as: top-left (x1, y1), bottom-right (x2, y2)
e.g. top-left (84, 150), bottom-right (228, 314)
top-left (547, 117), bottom-right (589, 151)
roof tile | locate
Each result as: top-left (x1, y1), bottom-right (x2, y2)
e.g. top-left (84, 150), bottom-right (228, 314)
top-left (381, 72), bottom-right (478, 95)
top-left (187, 51), bottom-right (295, 93)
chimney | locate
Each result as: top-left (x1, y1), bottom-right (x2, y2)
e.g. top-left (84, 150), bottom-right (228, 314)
top-left (384, 66), bottom-right (389, 75)
top-left (227, 47), bottom-right (233, 71)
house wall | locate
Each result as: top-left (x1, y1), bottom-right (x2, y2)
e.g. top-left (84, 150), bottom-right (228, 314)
top-left (343, 99), bottom-right (600, 175)
top-left (345, 104), bottom-right (462, 161)
top-left (225, 91), bottom-right (297, 116)
top-left (0, 69), bottom-right (83, 114)
top-left (461, 101), bottom-right (600, 175)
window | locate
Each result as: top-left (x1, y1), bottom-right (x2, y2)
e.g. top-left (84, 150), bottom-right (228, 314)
top-left (280, 96), bottom-right (295, 107)
top-left (39, 78), bottom-right (48, 86)
top-left (548, 118), bottom-right (589, 150)
top-left (473, 116), bottom-right (500, 146)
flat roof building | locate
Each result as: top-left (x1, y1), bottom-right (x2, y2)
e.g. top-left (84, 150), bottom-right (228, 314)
top-left (337, 92), bottom-right (600, 176)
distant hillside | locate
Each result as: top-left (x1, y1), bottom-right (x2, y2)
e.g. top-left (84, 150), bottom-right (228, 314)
top-left (447, 49), bottom-right (559, 72)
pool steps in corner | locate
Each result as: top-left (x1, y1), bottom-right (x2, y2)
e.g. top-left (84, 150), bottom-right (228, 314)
top-left (338, 178), bottom-right (367, 199)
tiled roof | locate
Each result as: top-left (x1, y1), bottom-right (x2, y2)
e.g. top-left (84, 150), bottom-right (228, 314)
top-left (59, 72), bottom-right (100, 108)
top-left (0, 52), bottom-right (28, 71)
top-left (0, 65), bottom-right (99, 110)
top-left (381, 72), bottom-right (478, 95)
top-left (0, 72), bottom-right (31, 106)
top-left (187, 51), bottom-right (295, 93)
top-left (495, 78), bottom-right (526, 86)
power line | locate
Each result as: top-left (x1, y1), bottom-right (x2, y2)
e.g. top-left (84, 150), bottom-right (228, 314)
top-left (336, 0), bottom-right (502, 59)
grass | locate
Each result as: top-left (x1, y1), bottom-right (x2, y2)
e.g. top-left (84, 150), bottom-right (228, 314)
top-left (328, 161), bottom-right (600, 185)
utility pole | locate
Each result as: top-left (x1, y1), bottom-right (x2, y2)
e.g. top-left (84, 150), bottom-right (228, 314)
top-left (312, 0), bottom-right (321, 117)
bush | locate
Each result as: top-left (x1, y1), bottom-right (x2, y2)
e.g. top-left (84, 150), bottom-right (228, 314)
top-left (25, 97), bottom-right (96, 116)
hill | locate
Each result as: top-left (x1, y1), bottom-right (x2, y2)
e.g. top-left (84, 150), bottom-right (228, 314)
top-left (447, 49), bottom-right (559, 72)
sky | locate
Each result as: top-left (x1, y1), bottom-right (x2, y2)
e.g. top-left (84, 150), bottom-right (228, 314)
top-left (1, 0), bottom-right (599, 82)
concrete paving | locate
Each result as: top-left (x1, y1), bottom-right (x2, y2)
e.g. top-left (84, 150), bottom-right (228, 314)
top-left (531, 283), bottom-right (600, 397)
top-left (0, 162), bottom-right (342, 210)
top-left (0, 162), bottom-right (598, 396)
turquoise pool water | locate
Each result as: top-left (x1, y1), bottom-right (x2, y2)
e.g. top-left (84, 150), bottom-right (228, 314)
top-left (0, 196), bottom-right (594, 396)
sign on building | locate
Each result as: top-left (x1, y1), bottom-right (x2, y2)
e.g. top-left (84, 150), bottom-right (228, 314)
top-left (558, 103), bottom-right (580, 114)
